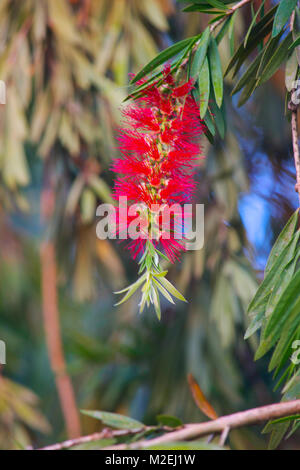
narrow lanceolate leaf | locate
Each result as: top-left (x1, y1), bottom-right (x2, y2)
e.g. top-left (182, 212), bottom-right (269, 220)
top-left (130, 36), bottom-right (200, 84)
top-left (158, 276), bottom-right (187, 302)
top-left (285, 50), bottom-right (298, 91)
top-left (247, 231), bottom-right (299, 316)
top-left (151, 284), bottom-right (161, 320)
top-left (81, 410), bottom-right (145, 429)
top-left (225, 5), bottom-right (278, 76)
top-left (191, 27), bottom-right (210, 79)
top-left (198, 56), bottom-right (210, 118)
top-left (255, 270), bottom-right (300, 358)
top-left (265, 210), bottom-right (298, 276)
top-left (256, 33), bottom-right (284, 80)
top-left (268, 295), bottom-right (300, 371)
top-left (244, 0), bottom-right (266, 47)
top-left (209, 98), bottom-right (226, 138)
top-left (272, 0), bottom-right (298, 37)
top-left (156, 415), bottom-right (182, 428)
top-left (265, 242), bottom-right (300, 318)
top-left (204, 109), bottom-right (216, 136)
top-left (187, 374), bottom-right (218, 420)
top-left (289, 35), bottom-right (300, 52)
top-left (114, 274), bottom-right (146, 306)
top-left (231, 50), bottom-right (263, 96)
top-left (205, 0), bottom-right (228, 10)
top-left (153, 277), bottom-right (175, 304)
top-left (257, 33), bottom-right (293, 85)
top-left (208, 37), bottom-right (223, 108)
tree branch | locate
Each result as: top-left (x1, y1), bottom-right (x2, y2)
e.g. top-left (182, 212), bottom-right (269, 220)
top-left (37, 428), bottom-right (147, 451)
top-left (37, 399), bottom-right (300, 450)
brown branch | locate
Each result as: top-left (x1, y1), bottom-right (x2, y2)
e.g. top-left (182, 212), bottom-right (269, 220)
top-left (102, 399), bottom-right (300, 449)
top-left (38, 400), bottom-right (300, 450)
top-left (37, 428), bottom-right (146, 451)
top-left (40, 173), bottom-right (81, 439)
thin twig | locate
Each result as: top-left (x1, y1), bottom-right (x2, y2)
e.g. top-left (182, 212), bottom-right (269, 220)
top-left (102, 399), bottom-right (300, 450)
top-left (37, 428), bottom-right (146, 451)
top-left (219, 426), bottom-right (230, 446)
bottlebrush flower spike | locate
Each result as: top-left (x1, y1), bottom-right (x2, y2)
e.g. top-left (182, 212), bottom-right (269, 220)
top-left (113, 67), bottom-right (205, 319)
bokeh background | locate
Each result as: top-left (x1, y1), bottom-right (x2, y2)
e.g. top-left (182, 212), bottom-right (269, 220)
top-left (0, 0), bottom-right (298, 450)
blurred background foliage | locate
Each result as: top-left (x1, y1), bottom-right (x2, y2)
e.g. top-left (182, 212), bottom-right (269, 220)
top-left (0, 0), bottom-right (299, 450)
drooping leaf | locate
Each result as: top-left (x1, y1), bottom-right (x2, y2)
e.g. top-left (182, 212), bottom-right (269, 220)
top-left (208, 37), bottom-right (223, 108)
top-left (187, 373), bottom-right (218, 420)
top-left (198, 56), bottom-right (210, 118)
top-left (257, 33), bottom-right (293, 85)
top-left (272, 0), bottom-right (298, 37)
top-left (156, 415), bottom-right (182, 428)
top-left (265, 210), bottom-right (298, 276)
top-left (81, 410), bottom-right (145, 429)
top-left (191, 27), bottom-right (210, 79)
top-left (244, 0), bottom-right (266, 47)
top-left (225, 6), bottom-right (278, 77)
top-left (130, 36), bottom-right (200, 84)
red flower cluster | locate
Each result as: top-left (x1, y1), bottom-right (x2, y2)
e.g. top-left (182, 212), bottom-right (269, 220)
top-left (112, 66), bottom-right (205, 262)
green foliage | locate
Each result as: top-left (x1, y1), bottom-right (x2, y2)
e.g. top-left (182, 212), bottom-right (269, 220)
top-left (126, 0), bottom-right (300, 449)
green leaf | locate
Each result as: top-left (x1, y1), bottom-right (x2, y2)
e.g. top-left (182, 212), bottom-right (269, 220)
top-left (244, 0), bottom-right (266, 47)
top-left (264, 421), bottom-right (290, 450)
top-left (216, 16), bottom-right (231, 45)
top-left (256, 33), bottom-right (284, 80)
top-left (198, 56), bottom-right (210, 118)
top-left (205, 0), bottom-right (228, 10)
top-left (248, 231), bottom-right (299, 317)
top-left (158, 276), bottom-right (187, 302)
top-left (270, 415), bottom-right (300, 425)
top-left (209, 98), bottom-right (225, 138)
top-left (156, 414), bottom-right (182, 428)
top-left (255, 271), bottom-right (300, 358)
top-left (81, 410), bottom-right (145, 429)
top-left (208, 37), bottom-right (223, 108)
top-left (191, 28), bottom-right (210, 79)
top-left (153, 277), bottom-right (175, 304)
top-left (265, 210), bottom-right (298, 276)
top-left (272, 0), bottom-right (298, 37)
top-left (225, 6), bottom-right (278, 77)
top-left (114, 274), bottom-right (146, 306)
top-left (228, 10), bottom-right (237, 56)
top-left (151, 284), bottom-right (162, 320)
top-left (244, 306), bottom-right (265, 339)
top-left (289, 35), bottom-right (300, 52)
top-left (204, 108), bottom-right (216, 136)
top-left (237, 77), bottom-right (258, 106)
top-left (257, 32), bottom-right (293, 85)
top-left (231, 50), bottom-right (263, 96)
top-left (130, 36), bottom-right (200, 84)
top-left (265, 238), bottom-right (300, 318)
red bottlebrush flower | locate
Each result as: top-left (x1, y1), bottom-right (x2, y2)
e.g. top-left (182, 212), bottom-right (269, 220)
top-left (112, 68), bottom-right (205, 264)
